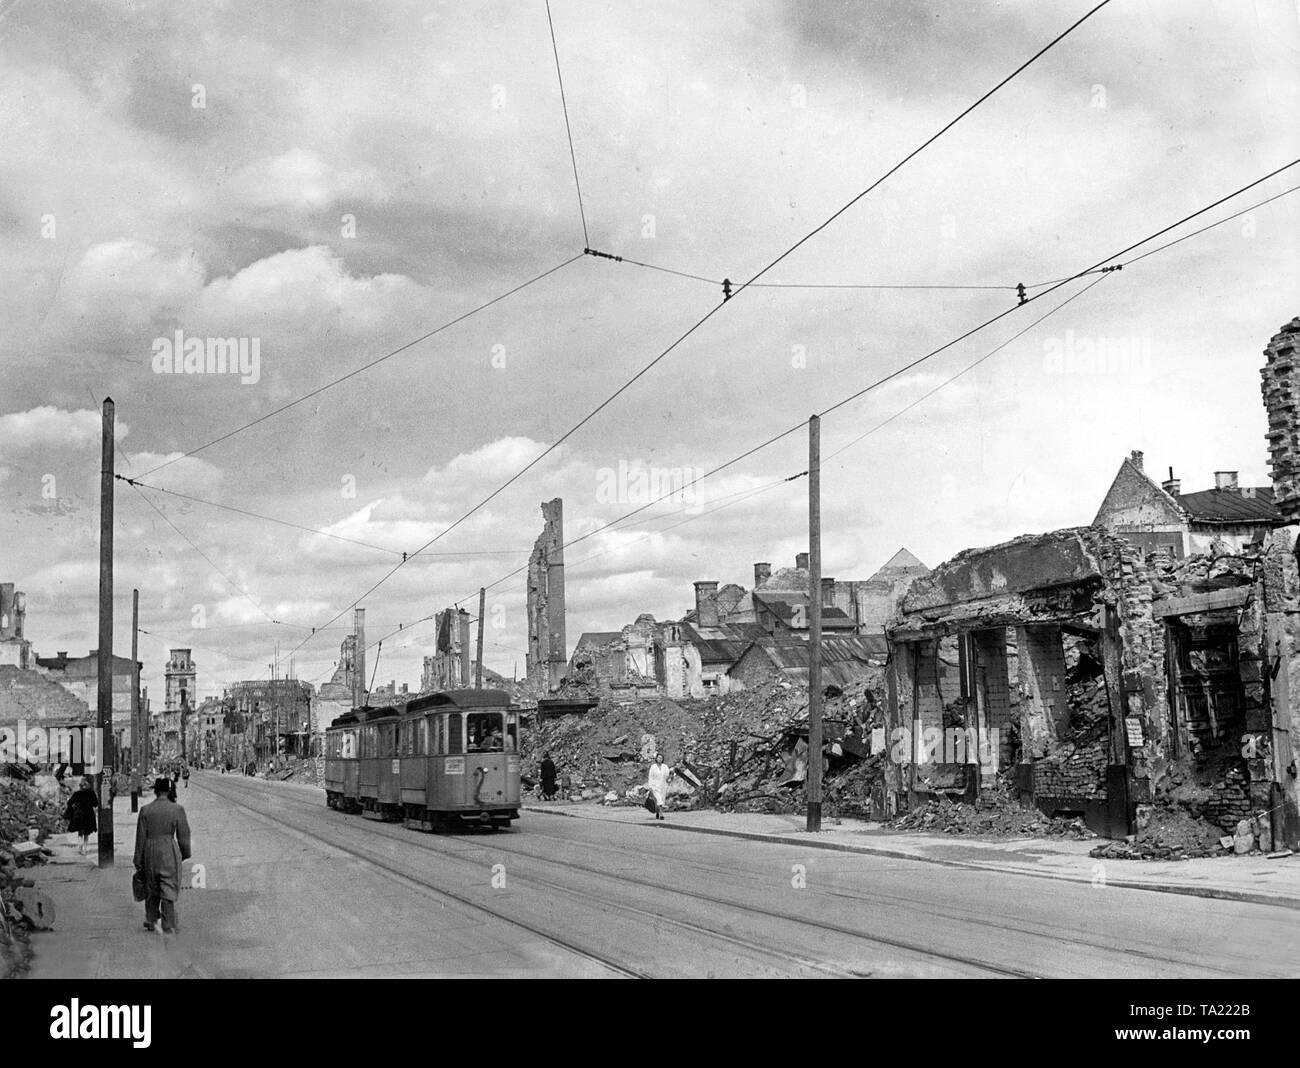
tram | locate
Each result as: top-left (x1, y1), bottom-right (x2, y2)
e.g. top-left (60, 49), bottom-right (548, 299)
top-left (324, 688), bottom-right (521, 830)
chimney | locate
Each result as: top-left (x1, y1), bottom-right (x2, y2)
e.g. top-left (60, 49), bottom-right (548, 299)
top-left (352, 608), bottom-right (367, 708)
top-left (753, 562), bottom-right (771, 587)
top-left (821, 577), bottom-right (835, 607)
top-left (694, 581), bottom-right (719, 627)
top-left (795, 552), bottom-right (809, 570)
top-left (1129, 449), bottom-right (1144, 471)
top-left (1162, 467), bottom-right (1180, 497)
top-left (1214, 470), bottom-right (1239, 492)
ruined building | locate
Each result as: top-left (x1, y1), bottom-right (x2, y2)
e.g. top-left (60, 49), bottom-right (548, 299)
top-left (421, 607), bottom-right (473, 691)
top-left (877, 316), bottom-right (1300, 848)
top-left (0, 583), bottom-right (32, 669)
top-left (526, 498), bottom-right (567, 692)
top-left (883, 525), bottom-right (1299, 848)
top-left (1094, 449), bottom-right (1283, 556)
top-left (690, 552), bottom-right (928, 635)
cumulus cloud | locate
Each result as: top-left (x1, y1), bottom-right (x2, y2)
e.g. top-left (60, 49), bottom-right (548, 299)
top-left (0, 406), bottom-right (129, 450)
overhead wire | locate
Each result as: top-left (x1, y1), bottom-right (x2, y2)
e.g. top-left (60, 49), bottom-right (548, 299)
top-left (285, 0), bottom-right (1115, 660)
top-left (135, 252), bottom-right (584, 480)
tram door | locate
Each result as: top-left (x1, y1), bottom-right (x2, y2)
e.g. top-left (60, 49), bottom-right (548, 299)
top-left (465, 711), bottom-right (509, 809)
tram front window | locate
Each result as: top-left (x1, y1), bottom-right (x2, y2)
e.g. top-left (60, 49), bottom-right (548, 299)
top-left (467, 713), bottom-right (505, 752)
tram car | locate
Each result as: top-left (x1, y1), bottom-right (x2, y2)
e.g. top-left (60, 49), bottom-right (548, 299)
top-left (324, 689), bottom-right (521, 830)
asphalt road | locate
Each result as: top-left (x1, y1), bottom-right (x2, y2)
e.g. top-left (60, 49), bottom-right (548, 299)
top-left (175, 771), bottom-right (1294, 978)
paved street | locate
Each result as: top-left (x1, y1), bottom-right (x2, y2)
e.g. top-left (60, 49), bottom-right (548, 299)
top-left (26, 772), bottom-right (1298, 979)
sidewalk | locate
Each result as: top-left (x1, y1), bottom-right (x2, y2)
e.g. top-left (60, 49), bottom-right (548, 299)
top-left (523, 802), bottom-right (1300, 910)
top-left (23, 792), bottom-right (211, 979)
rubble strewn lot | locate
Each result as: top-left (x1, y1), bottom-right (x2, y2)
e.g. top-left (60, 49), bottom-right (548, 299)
top-left (523, 671), bottom-right (883, 810)
top-left (0, 766), bottom-right (69, 977)
top-left (523, 650), bottom-right (1270, 858)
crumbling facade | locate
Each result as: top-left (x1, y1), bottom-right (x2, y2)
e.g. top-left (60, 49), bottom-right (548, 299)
top-left (690, 551), bottom-right (929, 635)
top-left (526, 498), bottom-right (566, 693)
top-left (422, 607), bottom-right (473, 690)
top-left (1262, 316), bottom-right (1300, 521)
top-left (0, 584), bottom-right (32, 669)
top-left (882, 525), bottom-right (1300, 847)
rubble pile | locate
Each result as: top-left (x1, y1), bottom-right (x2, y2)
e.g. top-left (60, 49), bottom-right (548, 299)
top-left (0, 767), bottom-right (68, 844)
top-left (0, 767), bottom-right (68, 978)
top-left (278, 755), bottom-right (324, 786)
top-left (1149, 545), bottom-right (1260, 596)
top-left (522, 668), bottom-right (886, 810)
top-left (890, 774), bottom-right (1096, 839)
top-left (1090, 806), bottom-right (1229, 860)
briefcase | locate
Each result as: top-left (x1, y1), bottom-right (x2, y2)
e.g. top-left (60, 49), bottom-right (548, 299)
top-left (131, 870), bottom-right (147, 902)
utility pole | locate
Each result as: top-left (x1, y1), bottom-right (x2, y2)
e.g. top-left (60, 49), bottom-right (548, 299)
top-left (96, 398), bottom-right (116, 866)
top-left (807, 414), bottom-right (823, 833)
top-left (130, 588), bottom-right (140, 813)
top-left (475, 587), bottom-right (486, 688)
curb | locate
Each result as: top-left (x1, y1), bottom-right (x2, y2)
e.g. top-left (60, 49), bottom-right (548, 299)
top-left (521, 805), bottom-right (1300, 911)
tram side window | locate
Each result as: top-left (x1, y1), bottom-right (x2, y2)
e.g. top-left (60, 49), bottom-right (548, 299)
top-left (417, 720), bottom-right (427, 756)
top-left (467, 713), bottom-right (504, 752)
top-left (446, 714), bottom-right (463, 755)
top-left (505, 713), bottom-right (518, 753)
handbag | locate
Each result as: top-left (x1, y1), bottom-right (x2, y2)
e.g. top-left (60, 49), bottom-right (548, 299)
top-left (131, 870), bottom-right (147, 903)
top-left (643, 793), bottom-right (658, 814)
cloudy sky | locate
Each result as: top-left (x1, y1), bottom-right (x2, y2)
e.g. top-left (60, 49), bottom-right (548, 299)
top-left (1, 0), bottom-right (1297, 703)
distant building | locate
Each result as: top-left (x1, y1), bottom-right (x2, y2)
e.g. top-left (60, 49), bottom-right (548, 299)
top-left (1094, 450), bottom-right (1284, 557)
top-left (36, 649), bottom-right (141, 758)
top-left (726, 634), bottom-right (887, 691)
top-left (0, 584), bottom-right (33, 669)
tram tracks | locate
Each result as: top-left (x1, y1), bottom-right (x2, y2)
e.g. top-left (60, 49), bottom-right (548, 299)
top-left (198, 776), bottom-right (1027, 977)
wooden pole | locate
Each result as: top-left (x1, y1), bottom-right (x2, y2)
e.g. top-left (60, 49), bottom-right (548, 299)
top-left (96, 398), bottom-right (115, 866)
top-left (807, 414), bottom-right (823, 833)
top-left (130, 588), bottom-right (140, 813)
top-left (476, 587), bottom-right (486, 688)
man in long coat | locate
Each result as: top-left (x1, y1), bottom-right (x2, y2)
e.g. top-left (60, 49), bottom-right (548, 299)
top-left (133, 776), bottom-right (192, 933)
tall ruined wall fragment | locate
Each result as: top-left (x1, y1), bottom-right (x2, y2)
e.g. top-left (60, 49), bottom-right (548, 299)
top-left (526, 498), bottom-right (566, 692)
top-left (1261, 317), bottom-right (1300, 520)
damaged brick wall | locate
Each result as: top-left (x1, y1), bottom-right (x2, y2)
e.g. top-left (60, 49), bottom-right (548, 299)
top-left (1261, 317), bottom-right (1300, 522)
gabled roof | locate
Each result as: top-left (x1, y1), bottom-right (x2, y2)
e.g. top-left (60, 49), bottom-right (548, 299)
top-left (1177, 486), bottom-right (1283, 525)
top-left (1093, 454), bottom-right (1187, 527)
top-left (677, 621), bottom-right (764, 664)
top-left (868, 548), bottom-right (928, 578)
top-left (728, 635), bottom-right (885, 685)
top-left (751, 592), bottom-right (856, 629)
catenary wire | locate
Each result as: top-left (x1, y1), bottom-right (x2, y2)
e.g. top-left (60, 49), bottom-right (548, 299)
top-left (285, 1), bottom-right (1114, 659)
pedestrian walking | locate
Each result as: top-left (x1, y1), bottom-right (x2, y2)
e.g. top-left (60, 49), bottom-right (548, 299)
top-left (64, 777), bottom-right (98, 856)
top-left (133, 776), bottom-right (193, 934)
top-left (646, 754), bottom-right (674, 820)
top-left (539, 752), bottom-right (558, 801)
top-left (182, 764), bottom-right (190, 789)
